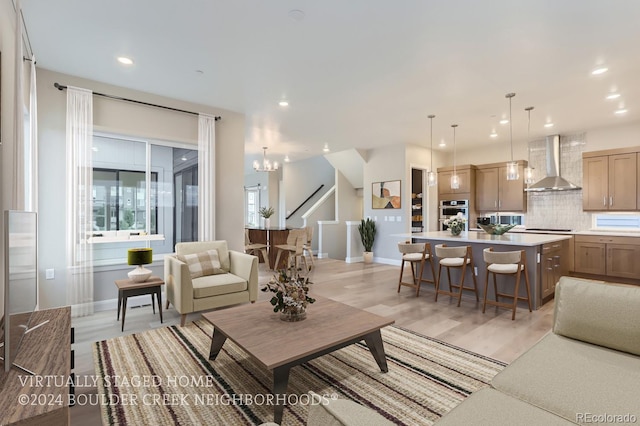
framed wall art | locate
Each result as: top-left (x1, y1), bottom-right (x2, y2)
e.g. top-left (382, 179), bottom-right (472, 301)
top-left (372, 180), bottom-right (401, 209)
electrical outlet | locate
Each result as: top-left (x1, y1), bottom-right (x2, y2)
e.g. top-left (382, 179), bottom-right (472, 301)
top-left (474, 266), bottom-right (478, 276)
top-left (46, 269), bottom-right (55, 280)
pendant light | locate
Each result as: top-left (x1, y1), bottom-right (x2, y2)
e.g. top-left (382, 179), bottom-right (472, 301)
top-left (450, 124), bottom-right (460, 190)
top-left (524, 106), bottom-right (535, 184)
top-left (253, 147), bottom-right (279, 172)
top-left (427, 114), bottom-right (437, 186)
top-left (505, 92), bottom-right (519, 181)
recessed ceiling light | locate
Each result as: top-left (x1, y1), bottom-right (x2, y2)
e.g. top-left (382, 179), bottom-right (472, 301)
top-left (499, 119), bottom-right (509, 125)
top-left (606, 93), bottom-right (620, 100)
top-left (288, 9), bottom-right (305, 21)
top-left (591, 66), bottom-right (608, 75)
top-left (439, 140), bottom-right (446, 147)
top-left (284, 155), bottom-right (290, 163)
top-left (117, 56), bottom-right (134, 65)
top-left (615, 108), bottom-right (628, 115)
top-left (323, 143), bottom-right (330, 153)
top-left (279, 100), bottom-right (289, 107)
top-left (490, 132), bottom-right (498, 138)
top-left (544, 123), bottom-right (554, 128)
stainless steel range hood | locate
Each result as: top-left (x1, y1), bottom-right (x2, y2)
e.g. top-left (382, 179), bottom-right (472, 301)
top-left (525, 135), bottom-right (581, 192)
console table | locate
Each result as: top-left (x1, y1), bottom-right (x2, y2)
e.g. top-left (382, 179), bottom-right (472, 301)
top-left (0, 307), bottom-right (71, 425)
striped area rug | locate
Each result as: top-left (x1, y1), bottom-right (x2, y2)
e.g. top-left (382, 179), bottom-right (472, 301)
top-left (93, 321), bottom-right (506, 425)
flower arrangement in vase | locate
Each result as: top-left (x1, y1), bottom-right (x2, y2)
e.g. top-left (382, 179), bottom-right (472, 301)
top-left (444, 212), bottom-right (466, 236)
top-left (261, 266), bottom-right (315, 321)
top-left (259, 206), bottom-right (275, 228)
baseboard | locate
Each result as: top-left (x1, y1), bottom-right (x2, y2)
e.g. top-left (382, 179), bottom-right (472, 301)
top-left (374, 257), bottom-right (401, 266)
top-left (92, 294), bottom-right (157, 313)
top-left (317, 252), bottom-right (329, 259)
top-left (345, 256), bottom-right (363, 263)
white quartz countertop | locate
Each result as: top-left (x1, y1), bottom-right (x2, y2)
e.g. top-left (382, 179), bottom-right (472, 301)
top-left (406, 231), bottom-right (573, 246)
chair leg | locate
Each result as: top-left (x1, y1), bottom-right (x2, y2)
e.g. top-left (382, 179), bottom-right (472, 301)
top-left (397, 259), bottom-right (406, 293)
top-left (180, 314), bottom-right (187, 327)
top-left (512, 270), bottom-right (521, 320)
top-left (416, 259), bottom-right (426, 297)
top-left (410, 262), bottom-right (417, 286)
top-left (456, 264), bottom-right (467, 307)
top-left (429, 257), bottom-right (438, 291)
top-left (435, 264), bottom-right (443, 302)
top-left (446, 267), bottom-right (453, 293)
top-left (482, 269), bottom-right (491, 314)
top-left (165, 299), bottom-right (170, 310)
top-left (274, 250), bottom-right (283, 271)
top-left (493, 274), bottom-right (499, 302)
top-left (470, 264), bottom-right (479, 301)
top-left (261, 248), bottom-right (270, 269)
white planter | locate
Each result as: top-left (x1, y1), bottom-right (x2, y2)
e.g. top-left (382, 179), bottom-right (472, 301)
top-left (264, 218), bottom-right (271, 228)
top-left (363, 252), bottom-right (374, 264)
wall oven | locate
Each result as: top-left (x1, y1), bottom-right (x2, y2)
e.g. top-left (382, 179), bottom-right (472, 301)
top-left (439, 200), bottom-right (470, 231)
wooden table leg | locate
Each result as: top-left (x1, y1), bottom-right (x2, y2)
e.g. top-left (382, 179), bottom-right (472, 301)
top-left (117, 290), bottom-right (122, 320)
top-left (209, 329), bottom-right (228, 360)
top-left (121, 293), bottom-right (128, 332)
top-left (273, 366), bottom-right (291, 425)
top-left (363, 330), bottom-right (389, 373)
top-left (152, 293), bottom-right (156, 314)
top-left (156, 288), bottom-right (163, 323)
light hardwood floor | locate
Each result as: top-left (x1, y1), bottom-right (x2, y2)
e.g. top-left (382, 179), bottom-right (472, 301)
top-left (70, 258), bottom-right (554, 424)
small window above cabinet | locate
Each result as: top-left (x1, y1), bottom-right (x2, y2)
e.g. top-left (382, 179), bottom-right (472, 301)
top-left (411, 168), bottom-right (425, 233)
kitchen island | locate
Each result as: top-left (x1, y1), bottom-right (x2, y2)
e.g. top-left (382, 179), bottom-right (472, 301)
top-left (408, 231), bottom-right (573, 310)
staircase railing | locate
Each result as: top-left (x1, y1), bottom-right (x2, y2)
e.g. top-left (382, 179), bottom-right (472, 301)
top-left (286, 184), bottom-right (325, 220)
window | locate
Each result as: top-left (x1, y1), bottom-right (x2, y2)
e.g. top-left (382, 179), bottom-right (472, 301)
top-left (91, 133), bottom-right (199, 263)
top-left (92, 169), bottom-right (158, 233)
top-left (593, 213), bottom-right (640, 230)
top-left (245, 185), bottom-right (261, 227)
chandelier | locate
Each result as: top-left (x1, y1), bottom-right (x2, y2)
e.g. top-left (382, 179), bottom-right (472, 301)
top-left (253, 147), bottom-right (279, 172)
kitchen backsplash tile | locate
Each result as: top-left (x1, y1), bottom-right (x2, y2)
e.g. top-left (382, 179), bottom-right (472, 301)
top-left (525, 133), bottom-right (592, 231)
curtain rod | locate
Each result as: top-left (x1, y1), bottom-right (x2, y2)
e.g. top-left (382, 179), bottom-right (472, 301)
top-left (53, 83), bottom-right (221, 120)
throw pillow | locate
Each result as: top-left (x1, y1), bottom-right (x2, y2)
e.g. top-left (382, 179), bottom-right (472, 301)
top-left (177, 249), bottom-right (224, 278)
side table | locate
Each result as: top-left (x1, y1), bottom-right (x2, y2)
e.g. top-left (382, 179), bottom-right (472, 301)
top-left (114, 276), bottom-right (164, 331)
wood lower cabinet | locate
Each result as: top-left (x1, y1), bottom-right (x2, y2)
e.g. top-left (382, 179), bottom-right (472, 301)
top-left (541, 239), bottom-right (569, 299)
top-left (607, 243), bottom-right (640, 279)
top-left (574, 235), bottom-right (640, 280)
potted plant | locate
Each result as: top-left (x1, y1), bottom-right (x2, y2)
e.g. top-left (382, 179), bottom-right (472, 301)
top-left (358, 218), bottom-right (377, 263)
top-left (259, 206), bottom-right (275, 228)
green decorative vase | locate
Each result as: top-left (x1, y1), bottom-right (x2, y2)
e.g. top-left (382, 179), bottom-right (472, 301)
top-left (450, 225), bottom-right (463, 236)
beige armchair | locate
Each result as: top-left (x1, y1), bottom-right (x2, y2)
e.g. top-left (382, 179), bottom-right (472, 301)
top-left (164, 240), bottom-right (258, 326)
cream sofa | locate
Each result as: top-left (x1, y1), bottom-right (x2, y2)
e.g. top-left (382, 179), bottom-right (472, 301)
top-left (436, 276), bottom-right (640, 425)
top-left (164, 240), bottom-right (258, 326)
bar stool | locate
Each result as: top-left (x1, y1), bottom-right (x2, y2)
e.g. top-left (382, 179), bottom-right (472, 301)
top-left (482, 247), bottom-right (532, 320)
top-left (397, 242), bottom-right (437, 297)
top-left (244, 229), bottom-right (270, 269)
top-left (434, 244), bottom-right (479, 306)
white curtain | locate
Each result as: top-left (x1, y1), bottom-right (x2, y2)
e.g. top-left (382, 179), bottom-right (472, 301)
top-left (11, 0), bottom-right (24, 209)
top-left (66, 86), bottom-right (94, 317)
top-left (198, 114), bottom-right (217, 241)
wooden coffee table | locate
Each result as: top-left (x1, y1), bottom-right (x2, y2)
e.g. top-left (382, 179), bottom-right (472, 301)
top-left (202, 295), bottom-right (395, 424)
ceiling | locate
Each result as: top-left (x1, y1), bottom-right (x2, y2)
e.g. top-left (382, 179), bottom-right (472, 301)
top-left (20, 0), bottom-right (640, 171)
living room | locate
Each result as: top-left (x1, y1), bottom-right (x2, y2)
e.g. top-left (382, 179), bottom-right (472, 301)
top-left (2, 1), bottom-right (640, 425)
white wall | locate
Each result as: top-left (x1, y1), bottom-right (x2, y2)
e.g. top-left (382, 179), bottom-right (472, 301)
top-left (363, 144), bottom-right (407, 262)
top-left (36, 68), bottom-right (245, 309)
top-left (282, 156), bottom-right (335, 229)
